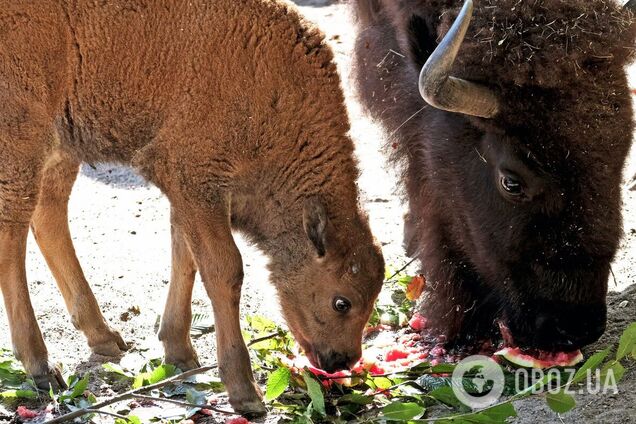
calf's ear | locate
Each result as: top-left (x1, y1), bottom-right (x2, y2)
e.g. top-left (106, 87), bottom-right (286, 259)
top-left (303, 196), bottom-right (328, 257)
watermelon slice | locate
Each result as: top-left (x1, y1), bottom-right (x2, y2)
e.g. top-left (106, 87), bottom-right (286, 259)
top-left (495, 347), bottom-right (583, 368)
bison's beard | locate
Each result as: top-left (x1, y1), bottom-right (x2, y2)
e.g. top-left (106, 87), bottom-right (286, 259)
top-left (415, 271), bottom-right (503, 352)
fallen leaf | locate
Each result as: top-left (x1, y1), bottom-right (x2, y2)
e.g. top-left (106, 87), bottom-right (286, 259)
top-left (406, 275), bottom-right (426, 301)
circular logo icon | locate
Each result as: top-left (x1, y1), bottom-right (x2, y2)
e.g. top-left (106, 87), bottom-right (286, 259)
top-left (451, 355), bottom-right (505, 408)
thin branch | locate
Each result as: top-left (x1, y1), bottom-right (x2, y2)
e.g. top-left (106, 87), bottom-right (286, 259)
top-left (609, 264), bottom-right (618, 287)
top-left (132, 393), bottom-right (235, 415)
top-left (384, 257), bottom-right (418, 283)
top-left (247, 332), bottom-right (283, 347)
top-left (83, 409), bottom-right (129, 419)
top-left (44, 365), bottom-right (219, 424)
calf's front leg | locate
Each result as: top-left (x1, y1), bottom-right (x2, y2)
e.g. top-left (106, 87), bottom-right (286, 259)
top-left (171, 203), bottom-right (266, 417)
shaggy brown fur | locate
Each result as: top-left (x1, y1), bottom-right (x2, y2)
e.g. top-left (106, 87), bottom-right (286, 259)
top-left (353, 0), bottom-right (635, 352)
top-left (0, 0), bottom-right (384, 416)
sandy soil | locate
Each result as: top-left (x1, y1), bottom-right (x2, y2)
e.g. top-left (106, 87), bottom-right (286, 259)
top-left (1, 0), bottom-right (635, 422)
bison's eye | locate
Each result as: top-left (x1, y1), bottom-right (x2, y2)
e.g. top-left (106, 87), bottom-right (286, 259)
top-left (499, 173), bottom-right (524, 197)
top-left (332, 296), bottom-right (352, 313)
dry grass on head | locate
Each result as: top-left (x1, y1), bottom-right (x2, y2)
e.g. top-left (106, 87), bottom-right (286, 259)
top-left (444, 0), bottom-right (636, 88)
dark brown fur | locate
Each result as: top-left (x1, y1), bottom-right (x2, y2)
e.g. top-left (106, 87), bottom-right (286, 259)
top-left (0, 0), bottom-right (384, 416)
top-left (353, 0), bottom-right (635, 351)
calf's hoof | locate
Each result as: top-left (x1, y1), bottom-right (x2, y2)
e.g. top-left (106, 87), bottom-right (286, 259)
top-left (168, 356), bottom-right (201, 371)
top-left (229, 383), bottom-right (267, 418)
top-left (163, 342), bottom-right (201, 371)
top-left (33, 364), bottom-right (67, 391)
top-left (232, 398), bottom-right (267, 418)
top-left (90, 329), bottom-right (128, 356)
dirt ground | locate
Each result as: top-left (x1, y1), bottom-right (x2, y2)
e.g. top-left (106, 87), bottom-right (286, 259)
top-left (1, 1), bottom-right (636, 422)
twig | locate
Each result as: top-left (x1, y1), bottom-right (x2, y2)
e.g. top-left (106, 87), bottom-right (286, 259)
top-left (247, 332), bottom-right (283, 347)
top-left (132, 393), bottom-right (235, 415)
top-left (384, 257), bottom-right (418, 283)
top-left (83, 409), bottom-right (129, 419)
top-left (609, 264), bottom-right (618, 287)
top-left (44, 365), bottom-right (218, 424)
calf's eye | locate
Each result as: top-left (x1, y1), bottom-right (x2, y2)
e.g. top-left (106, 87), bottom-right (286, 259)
top-left (332, 296), bottom-right (352, 313)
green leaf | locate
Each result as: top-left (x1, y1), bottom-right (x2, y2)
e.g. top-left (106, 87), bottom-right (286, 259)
top-left (431, 363), bottom-right (456, 374)
top-left (66, 374), bottom-right (78, 388)
top-left (429, 386), bottom-right (462, 407)
top-left (115, 416), bottom-right (141, 424)
top-left (437, 403), bottom-right (517, 423)
top-left (0, 369), bottom-right (26, 388)
top-left (70, 373), bottom-right (90, 399)
top-left (465, 402), bottom-right (518, 423)
top-left (546, 391), bottom-right (576, 414)
top-left (371, 376), bottom-right (394, 390)
top-left (302, 371), bottom-right (325, 416)
top-left (572, 348), bottom-right (610, 384)
top-left (616, 323), bottom-right (636, 361)
top-left (102, 363), bottom-right (133, 378)
top-left (149, 364), bottom-right (177, 384)
top-left (246, 316), bottom-right (278, 333)
top-left (516, 373), bottom-right (554, 396)
top-left (265, 367), bottom-right (291, 401)
top-left (367, 308), bottom-right (380, 327)
top-left (250, 337), bottom-right (282, 351)
top-left (382, 401), bottom-right (425, 421)
top-left (132, 364), bottom-right (177, 389)
top-left (337, 393), bottom-right (374, 405)
top-left (601, 361), bottom-right (625, 385)
top-left (0, 359), bottom-right (27, 388)
top-left (132, 373), bottom-right (147, 389)
top-left (0, 389), bottom-right (37, 399)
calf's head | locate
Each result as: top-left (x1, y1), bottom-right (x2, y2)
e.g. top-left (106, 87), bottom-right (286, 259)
top-left (271, 197), bottom-right (384, 372)
top-left (411, 0), bottom-right (635, 351)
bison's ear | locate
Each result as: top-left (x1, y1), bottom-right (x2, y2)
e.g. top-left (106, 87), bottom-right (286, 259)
top-left (303, 196), bottom-right (328, 257)
top-left (403, 14), bottom-right (438, 70)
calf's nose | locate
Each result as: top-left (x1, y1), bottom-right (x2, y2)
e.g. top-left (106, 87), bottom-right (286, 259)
top-left (318, 352), bottom-right (355, 373)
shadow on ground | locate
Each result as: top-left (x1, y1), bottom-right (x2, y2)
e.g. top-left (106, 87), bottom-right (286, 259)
top-left (80, 163), bottom-right (147, 189)
top-left (291, 0), bottom-right (337, 7)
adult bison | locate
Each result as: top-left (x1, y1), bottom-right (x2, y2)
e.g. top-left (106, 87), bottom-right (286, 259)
top-left (353, 0), bottom-right (636, 356)
top-left (0, 0), bottom-right (384, 416)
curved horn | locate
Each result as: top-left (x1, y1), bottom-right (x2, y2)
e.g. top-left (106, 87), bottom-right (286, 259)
top-left (418, 0), bottom-right (500, 118)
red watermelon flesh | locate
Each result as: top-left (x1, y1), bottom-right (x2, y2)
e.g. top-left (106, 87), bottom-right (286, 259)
top-left (495, 347), bottom-right (583, 368)
top-left (495, 321), bottom-right (584, 368)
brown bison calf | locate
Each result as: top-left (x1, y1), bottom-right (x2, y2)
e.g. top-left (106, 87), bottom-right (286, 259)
top-left (0, 0), bottom-right (385, 415)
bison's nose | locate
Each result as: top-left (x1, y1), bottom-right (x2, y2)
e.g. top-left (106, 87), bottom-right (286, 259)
top-left (534, 304), bottom-right (606, 350)
top-left (318, 352), bottom-right (356, 373)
